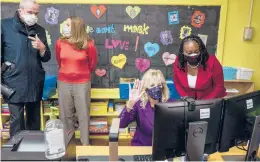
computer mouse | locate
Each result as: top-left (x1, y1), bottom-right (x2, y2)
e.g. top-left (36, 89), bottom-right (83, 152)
top-left (118, 158), bottom-right (125, 161)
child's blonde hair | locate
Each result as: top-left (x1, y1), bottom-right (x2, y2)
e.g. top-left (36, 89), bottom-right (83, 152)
top-left (139, 69), bottom-right (170, 108)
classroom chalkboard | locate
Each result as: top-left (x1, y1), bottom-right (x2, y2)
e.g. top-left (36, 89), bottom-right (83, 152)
top-left (1, 3), bottom-right (220, 88)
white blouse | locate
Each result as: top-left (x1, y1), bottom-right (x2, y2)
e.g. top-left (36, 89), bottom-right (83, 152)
top-left (187, 74), bottom-right (197, 88)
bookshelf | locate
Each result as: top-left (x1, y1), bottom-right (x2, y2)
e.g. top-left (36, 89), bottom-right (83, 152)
top-left (224, 80), bottom-right (255, 98)
top-left (40, 89), bottom-right (133, 146)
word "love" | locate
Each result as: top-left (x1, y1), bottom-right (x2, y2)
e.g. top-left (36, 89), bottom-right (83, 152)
top-left (123, 23), bottom-right (149, 35)
top-left (105, 39), bottom-right (129, 50)
top-left (86, 24), bottom-right (115, 34)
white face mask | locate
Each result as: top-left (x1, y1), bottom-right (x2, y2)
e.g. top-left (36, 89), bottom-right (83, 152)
top-left (62, 25), bottom-right (71, 37)
top-left (22, 13), bottom-right (38, 26)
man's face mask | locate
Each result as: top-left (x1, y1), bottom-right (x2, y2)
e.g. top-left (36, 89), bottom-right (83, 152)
top-left (19, 9), bottom-right (38, 26)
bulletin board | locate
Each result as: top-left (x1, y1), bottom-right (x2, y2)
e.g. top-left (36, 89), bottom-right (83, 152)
top-left (1, 2), bottom-right (221, 88)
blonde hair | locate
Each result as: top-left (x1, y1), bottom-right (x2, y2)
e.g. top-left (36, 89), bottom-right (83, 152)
top-left (61, 16), bottom-right (92, 50)
top-left (139, 69), bottom-right (170, 108)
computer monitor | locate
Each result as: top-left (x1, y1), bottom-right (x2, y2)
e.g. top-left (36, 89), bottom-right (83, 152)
top-left (152, 98), bottom-right (223, 161)
top-left (218, 90), bottom-right (260, 161)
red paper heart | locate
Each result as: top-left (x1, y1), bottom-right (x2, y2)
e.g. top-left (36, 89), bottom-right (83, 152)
top-left (90, 5), bottom-right (107, 18)
top-left (95, 69), bottom-right (106, 77)
top-left (135, 58), bottom-right (150, 72)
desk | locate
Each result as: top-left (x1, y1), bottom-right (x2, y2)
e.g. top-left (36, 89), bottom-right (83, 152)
top-left (77, 146), bottom-right (260, 161)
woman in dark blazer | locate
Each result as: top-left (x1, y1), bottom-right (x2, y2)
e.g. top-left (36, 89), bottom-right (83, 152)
top-left (173, 35), bottom-right (226, 100)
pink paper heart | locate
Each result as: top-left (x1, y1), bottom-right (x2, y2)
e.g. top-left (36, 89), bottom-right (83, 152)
top-left (162, 52), bottom-right (176, 66)
top-left (95, 69), bottom-right (106, 77)
top-left (135, 58), bottom-right (150, 72)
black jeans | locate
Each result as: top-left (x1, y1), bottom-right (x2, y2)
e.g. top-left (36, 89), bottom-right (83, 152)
top-left (8, 101), bottom-right (41, 137)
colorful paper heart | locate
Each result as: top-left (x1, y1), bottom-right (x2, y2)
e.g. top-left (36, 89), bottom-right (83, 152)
top-left (95, 69), bottom-right (106, 77)
top-left (111, 54), bottom-right (127, 69)
top-left (135, 58), bottom-right (150, 72)
top-left (59, 20), bottom-right (67, 36)
top-left (144, 42), bottom-right (160, 57)
top-left (90, 5), bottom-right (107, 18)
top-left (162, 52), bottom-right (176, 66)
top-left (126, 6), bottom-right (141, 19)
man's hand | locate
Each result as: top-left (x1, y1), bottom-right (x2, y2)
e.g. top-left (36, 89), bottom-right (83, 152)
top-left (28, 34), bottom-right (46, 54)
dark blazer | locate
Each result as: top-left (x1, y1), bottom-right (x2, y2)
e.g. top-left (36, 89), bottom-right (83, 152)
top-left (1, 12), bottom-right (51, 103)
top-left (173, 55), bottom-right (226, 100)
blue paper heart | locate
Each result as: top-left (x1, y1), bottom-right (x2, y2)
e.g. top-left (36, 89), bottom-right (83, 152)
top-left (144, 42), bottom-right (160, 57)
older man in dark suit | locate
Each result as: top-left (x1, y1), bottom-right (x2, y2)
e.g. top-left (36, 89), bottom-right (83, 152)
top-left (1, 0), bottom-right (51, 137)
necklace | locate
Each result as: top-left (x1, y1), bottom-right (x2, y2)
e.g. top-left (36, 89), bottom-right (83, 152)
top-left (187, 62), bottom-right (200, 69)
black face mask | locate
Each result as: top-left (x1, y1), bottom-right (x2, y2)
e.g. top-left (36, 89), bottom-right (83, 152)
top-left (184, 53), bottom-right (201, 66)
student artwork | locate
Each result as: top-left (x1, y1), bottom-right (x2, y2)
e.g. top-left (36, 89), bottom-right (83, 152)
top-left (59, 20), bottom-right (66, 36)
top-left (90, 5), bottom-right (107, 18)
top-left (87, 24), bottom-right (115, 34)
top-left (191, 10), bottom-right (206, 28)
top-left (111, 54), bottom-right (127, 69)
top-left (135, 58), bottom-right (150, 72)
top-left (162, 52), bottom-right (177, 66)
top-left (105, 39), bottom-right (129, 50)
top-left (45, 7), bottom-right (60, 25)
top-left (160, 30), bottom-right (173, 45)
top-left (95, 69), bottom-right (106, 77)
top-left (96, 24), bottom-right (115, 34)
top-left (126, 6), bottom-right (141, 19)
top-left (198, 34), bottom-right (208, 46)
top-left (179, 26), bottom-right (192, 39)
top-left (168, 11), bottom-right (179, 25)
top-left (135, 35), bottom-right (139, 51)
top-left (144, 42), bottom-right (160, 57)
top-left (45, 30), bottom-right (52, 47)
top-left (123, 23), bottom-right (149, 35)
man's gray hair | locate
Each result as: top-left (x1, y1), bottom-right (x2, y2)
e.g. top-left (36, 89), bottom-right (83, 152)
top-left (19, 0), bottom-right (36, 9)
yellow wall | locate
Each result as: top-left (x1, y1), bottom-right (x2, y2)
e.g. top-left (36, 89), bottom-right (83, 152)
top-left (2, 0), bottom-right (260, 89)
top-left (223, 0), bottom-right (260, 90)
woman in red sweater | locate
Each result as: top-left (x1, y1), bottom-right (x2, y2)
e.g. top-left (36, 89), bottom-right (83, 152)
top-left (173, 35), bottom-right (226, 100)
top-left (56, 16), bottom-right (97, 145)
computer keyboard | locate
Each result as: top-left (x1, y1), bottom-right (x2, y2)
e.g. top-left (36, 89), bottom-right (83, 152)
top-left (77, 155), bottom-right (153, 161)
top-left (133, 155), bottom-right (153, 161)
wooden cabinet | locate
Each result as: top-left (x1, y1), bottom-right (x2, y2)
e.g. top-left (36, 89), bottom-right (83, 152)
top-left (224, 80), bottom-right (254, 98)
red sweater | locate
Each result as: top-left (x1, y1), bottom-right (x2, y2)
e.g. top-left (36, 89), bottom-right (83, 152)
top-left (173, 55), bottom-right (227, 100)
top-left (55, 39), bottom-right (98, 83)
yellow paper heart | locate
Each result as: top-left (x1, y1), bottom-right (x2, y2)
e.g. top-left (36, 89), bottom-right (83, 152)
top-left (111, 54), bottom-right (127, 69)
top-left (126, 6), bottom-right (141, 19)
top-left (59, 20), bottom-right (67, 36)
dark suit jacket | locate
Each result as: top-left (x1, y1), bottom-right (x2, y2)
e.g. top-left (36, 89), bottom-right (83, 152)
top-left (1, 11), bottom-right (51, 103)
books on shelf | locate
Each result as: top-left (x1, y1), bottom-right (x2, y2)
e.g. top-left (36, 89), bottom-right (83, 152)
top-left (129, 126), bottom-right (136, 137)
top-left (1, 120), bottom-right (10, 139)
top-left (89, 117), bottom-right (108, 134)
top-left (2, 103), bottom-right (9, 114)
